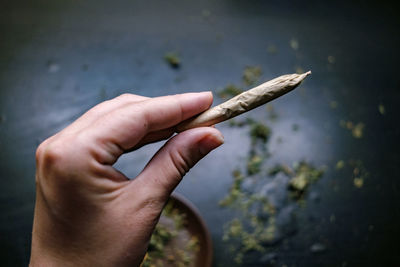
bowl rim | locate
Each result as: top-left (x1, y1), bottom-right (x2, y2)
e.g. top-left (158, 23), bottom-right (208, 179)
top-left (170, 192), bottom-right (213, 267)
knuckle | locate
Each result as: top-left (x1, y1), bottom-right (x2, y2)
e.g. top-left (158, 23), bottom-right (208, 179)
top-left (35, 138), bottom-right (54, 164)
top-left (35, 138), bottom-right (69, 184)
top-left (117, 93), bottom-right (134, 101)
top-left (41, 141), bottom-right (65, 168)
top-left (35, 141), bottom-right (46, 163)
top-left (115, 93), bottom-right (148, 105)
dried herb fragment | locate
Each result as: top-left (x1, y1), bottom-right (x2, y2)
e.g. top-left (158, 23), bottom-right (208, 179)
top-left (148, 224), bottom-right (175, 257)
top-left (217, 84), bottom-right (243, 99)
top-left (268, 164), bottom-right (293, 176)
top-left (290, 38), bottom-right (299, 50)
top-left (243, 66), bottom-right (262, 86)
top-left (349, 160), bottom-right (368, 189)
top-left (352, 123), bottom-right (365, 138)
top-left (219, 170), bottom-right (245, 207)
top-left (327, 56), bottom-right (336, 64)
top-left (164, 52), bottom-right (180, 68)
top-left (335, 160), bottom-right (345, 170)
top-left (292, 124), bottom-right (299, 132)
top-left (214, 71), bottom-right (326, 265)
top-left (288, 162), bottom-right (324, 200)
top-left (289, 173), bottom-right (308, 191)
top-left (378, 104), bottom-right (385, 115)
top-left (249, 122), bottom-right (271, 144)
top-left (142, 200), bottom-right (199, 267)
top-left (247, 155), bottom-right (263, 175)
top-left (353, 177), bottom-right (364, 188)
top-left (267, 44), bottom-right (278, 54)
top-left (340, 120), bottom-right (365, 139)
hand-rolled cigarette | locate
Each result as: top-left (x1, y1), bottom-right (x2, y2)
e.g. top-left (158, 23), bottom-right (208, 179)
top-left (176, 71), bottom-right (311, 132)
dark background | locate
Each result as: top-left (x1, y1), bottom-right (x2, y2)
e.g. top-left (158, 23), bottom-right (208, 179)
top-left (1, 0), bottom-right (399, 266)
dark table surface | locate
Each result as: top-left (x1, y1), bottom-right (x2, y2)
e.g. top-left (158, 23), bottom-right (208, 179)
top-left (1, 0), bottom-right (399, 266)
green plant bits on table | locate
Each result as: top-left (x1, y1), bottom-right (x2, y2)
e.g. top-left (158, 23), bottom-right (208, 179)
top-left (164, 52), bottom-right (180, 69)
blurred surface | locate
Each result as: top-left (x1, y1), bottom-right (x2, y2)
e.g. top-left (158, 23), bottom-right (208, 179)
top-left (1, 0), bottom-right (399, 266)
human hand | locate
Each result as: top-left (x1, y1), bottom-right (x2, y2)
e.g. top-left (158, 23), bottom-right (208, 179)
top-left (30, 92), bottom-right (223, 266)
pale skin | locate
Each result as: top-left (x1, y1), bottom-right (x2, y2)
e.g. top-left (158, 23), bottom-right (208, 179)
top-left (30, 92), bottom-right (224, 266)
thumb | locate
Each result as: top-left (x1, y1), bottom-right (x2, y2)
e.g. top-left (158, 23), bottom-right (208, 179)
top-left (133, 127), bottom-right (224, 199)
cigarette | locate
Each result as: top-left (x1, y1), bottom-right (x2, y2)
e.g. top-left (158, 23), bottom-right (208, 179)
top-left (176, 71), bottom-right (311, 132)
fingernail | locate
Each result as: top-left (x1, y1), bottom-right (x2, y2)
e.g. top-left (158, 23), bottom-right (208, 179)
top-left (198, 132), bottom-right (224, 155)
top-left (196, 91), bottom-right (213, 101)
top-left (199, 91), bottom-right (212, 95)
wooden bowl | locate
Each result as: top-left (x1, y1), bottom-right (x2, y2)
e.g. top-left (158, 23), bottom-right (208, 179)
top-left (169, 193), bottom-right (213, 267)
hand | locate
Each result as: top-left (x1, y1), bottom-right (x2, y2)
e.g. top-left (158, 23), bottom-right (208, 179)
top-left (30, 92), bottom-right (224, 266)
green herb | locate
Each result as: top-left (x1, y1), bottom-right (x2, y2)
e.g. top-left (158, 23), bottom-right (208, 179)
top-left (290, 38), bottom-right (299, 50)
top-left (327, 55), bottom-right (336, 64)
top-left (217, 84), bottom-right (243, 99)
top-left (352, 122), bottom-right (365, 138)
top-left (164, 52), bottom-right (180, 68)
top-left (220, 161), bottom-right (325, 264)
top-left (353, 177), bottom-right (364, 188)
top-left (249, 122), bottom-right (271, 144)
top-left (187, 236), bottom-right (200, 252)
top-left (246, 155), bottom-right (263, 175)
top-left (219, 170), bottom-right (245, 207)
top-left (292, 124), bottom-right (299, 132)
top-left (378, 104), bottom-right (385, 115)
top-left (287, 162), bottom-right (324, 200)
top-left (340, 120), bottom-right (365, 139)
top-left (349, 160), bottom-right (368, 189)
top-left (215, 84), bottom-right (326, 264)
top-left (267, 44), bottom-right (278, 54)
top-left (268, 164), bottom-right (293, 176)
top-left (142, 199), bottom-right (199, 267)
top-left (243, 66), bottom-right (262, 86)
top-left (335, 160), bottom-right (345, 170)
top-left (289, 173), bottom-right (308, 191)
top-left (148, 224), bottom-right (175, 257)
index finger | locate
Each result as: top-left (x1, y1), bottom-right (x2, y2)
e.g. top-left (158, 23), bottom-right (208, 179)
top-left (87, 92), bottom-right (213, 155)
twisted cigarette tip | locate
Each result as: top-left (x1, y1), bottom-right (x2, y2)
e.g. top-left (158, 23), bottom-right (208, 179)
top-left (176, 71), bottom-right (311, 132)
